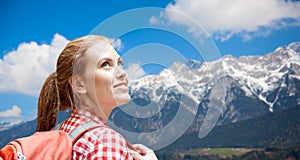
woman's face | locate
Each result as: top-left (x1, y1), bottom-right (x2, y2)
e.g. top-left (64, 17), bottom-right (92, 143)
top-left (82, 41), bottom-right (130, 117)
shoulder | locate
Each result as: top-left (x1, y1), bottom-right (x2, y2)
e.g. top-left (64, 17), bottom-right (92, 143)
top-left (73, 126), bottom-right (133, 159)
top-left (87, 126), bottom-right (127, 146)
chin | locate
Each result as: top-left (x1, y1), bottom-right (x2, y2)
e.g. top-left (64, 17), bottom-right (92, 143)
top-left (114, 94), bottom-right (131, 106)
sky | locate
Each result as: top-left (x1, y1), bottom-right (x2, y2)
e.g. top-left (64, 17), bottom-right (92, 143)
top-left (0, 0), bottom-right (300, 122)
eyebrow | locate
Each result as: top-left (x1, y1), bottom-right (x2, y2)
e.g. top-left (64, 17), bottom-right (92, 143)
top-left (97, 57), bottom-right (122, 65)
top-left (118, 57), bottom-right (122, 62)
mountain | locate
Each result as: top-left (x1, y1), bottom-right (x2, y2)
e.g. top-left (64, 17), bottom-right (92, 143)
top-left (0, 42), bottom-right (299, 150)
top-left (110, 42), bottom-right (300, 149)
top-left (0, 116), bottom-right (37, 132)
top-left (0, 120), bottom-right (23, 132)
top-left (0, 119), bottom-right (36, 148)
top-left (157, 106), bottom-right (300, 153)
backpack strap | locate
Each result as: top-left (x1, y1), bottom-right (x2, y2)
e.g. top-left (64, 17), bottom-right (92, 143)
top-left (53, 121), bottom-right (145, 154)
top-left (69, 121), bottom-right (101, 144)
top-left (52, 121), bottom-right (102, 145)
top-left (52, 121), bottom-right (64, 131)
top-left (68, 121), bottom-right (144, 154)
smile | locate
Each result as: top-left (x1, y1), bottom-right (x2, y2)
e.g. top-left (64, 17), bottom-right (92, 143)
top-left (113, 82), bottom-right (127, 89)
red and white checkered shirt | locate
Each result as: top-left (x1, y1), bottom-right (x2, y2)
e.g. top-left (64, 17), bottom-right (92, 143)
top-left (59, 109), bottom-right (133, 160)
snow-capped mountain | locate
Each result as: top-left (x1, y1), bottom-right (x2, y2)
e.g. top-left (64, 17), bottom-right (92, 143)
top-left (111, 42), bottom-right (300, 140)
top-left (0, 117), bottom-right (34, 132)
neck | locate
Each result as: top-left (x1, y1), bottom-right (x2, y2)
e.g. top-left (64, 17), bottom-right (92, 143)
top-left (76, 96), bottom-right (111, 122)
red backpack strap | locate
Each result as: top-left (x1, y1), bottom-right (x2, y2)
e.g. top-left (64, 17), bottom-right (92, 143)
top-left (0, 143), bottom-right (18, 160)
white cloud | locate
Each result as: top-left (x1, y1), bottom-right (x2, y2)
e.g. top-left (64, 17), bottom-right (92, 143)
top-left (126, 63), bottom-right (146, 80)
top-left (0, 34), bottom-right (69, 96)
top-left (0, 105), bottom-right (21, 117)
top-left (0, 34), bottom-right (125, 97)
top-left (149, 16), bottom-right (160, 25)
top-left (155, 0), bottom-right (300, 41)
top-left (112, 38), bottom-right (123, 51)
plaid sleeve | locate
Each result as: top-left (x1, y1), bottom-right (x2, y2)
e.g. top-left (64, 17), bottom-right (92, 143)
top-left (73, 127), bottom-right (133, 160)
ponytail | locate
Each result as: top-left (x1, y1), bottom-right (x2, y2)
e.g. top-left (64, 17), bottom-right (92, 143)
top-left (36, 72), bottom-right (59, 131)
top-left (36, 35), bottom-right (111, 131)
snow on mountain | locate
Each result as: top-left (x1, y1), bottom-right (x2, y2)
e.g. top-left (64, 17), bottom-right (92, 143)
top-left (108, 42), bottom-right (300, 147)
top-left (0, 117), bottom-right (34, 132)
top-left (129, 42), bottom-right (300, 113)
top-left (119, 42), bottom-right (300, 136)
top-left (288, 42), bottom-right (300, 53)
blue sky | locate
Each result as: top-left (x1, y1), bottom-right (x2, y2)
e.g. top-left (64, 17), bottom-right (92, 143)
top-left (0, 0), bottom-right (300, 121)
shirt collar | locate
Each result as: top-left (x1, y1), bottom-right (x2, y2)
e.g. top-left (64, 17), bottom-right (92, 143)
top-left (71, 108), bottom-right (107, 126)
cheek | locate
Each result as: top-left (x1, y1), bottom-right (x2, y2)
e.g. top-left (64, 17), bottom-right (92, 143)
top-left (95, 71), bottom-right (113, 93)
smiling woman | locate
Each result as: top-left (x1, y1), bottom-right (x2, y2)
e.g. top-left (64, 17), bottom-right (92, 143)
top-left (36, 35), bottom-right (156, 159)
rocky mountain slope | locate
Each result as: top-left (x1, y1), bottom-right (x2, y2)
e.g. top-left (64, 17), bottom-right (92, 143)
top-left (110, 42), bottom-right (300, 148)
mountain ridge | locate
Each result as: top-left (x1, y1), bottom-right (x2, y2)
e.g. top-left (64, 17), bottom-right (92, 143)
top-left (105, 41), bottom-right (300, 150)
top-left (119, 41), bottom-right (300, 128)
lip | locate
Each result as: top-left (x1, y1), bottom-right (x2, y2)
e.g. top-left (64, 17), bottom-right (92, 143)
top-left (113, 82), bottom-right (128, 89)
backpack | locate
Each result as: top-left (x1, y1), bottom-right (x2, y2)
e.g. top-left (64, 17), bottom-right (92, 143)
top-left (0, 121), bottom-right (100, 160)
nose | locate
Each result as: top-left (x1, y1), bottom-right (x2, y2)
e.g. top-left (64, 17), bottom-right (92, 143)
top-left (115, 65), bottom-right (127, 80)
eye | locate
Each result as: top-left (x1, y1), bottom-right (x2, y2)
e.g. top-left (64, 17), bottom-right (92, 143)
top-left (101, 62), bottom-right (110, 68)
top-left (118, 60), bottom-right (124, 68)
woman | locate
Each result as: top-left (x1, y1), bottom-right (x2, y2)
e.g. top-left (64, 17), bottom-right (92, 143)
top-left (36, 35), bottom-right (152, 159)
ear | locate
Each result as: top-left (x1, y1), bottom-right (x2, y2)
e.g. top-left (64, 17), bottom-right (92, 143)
top-left (68, 76), bottom-right (87, 94)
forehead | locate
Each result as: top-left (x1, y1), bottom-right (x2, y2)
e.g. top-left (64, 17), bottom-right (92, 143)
top-left (85, 41), bottom-right (119, 63)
